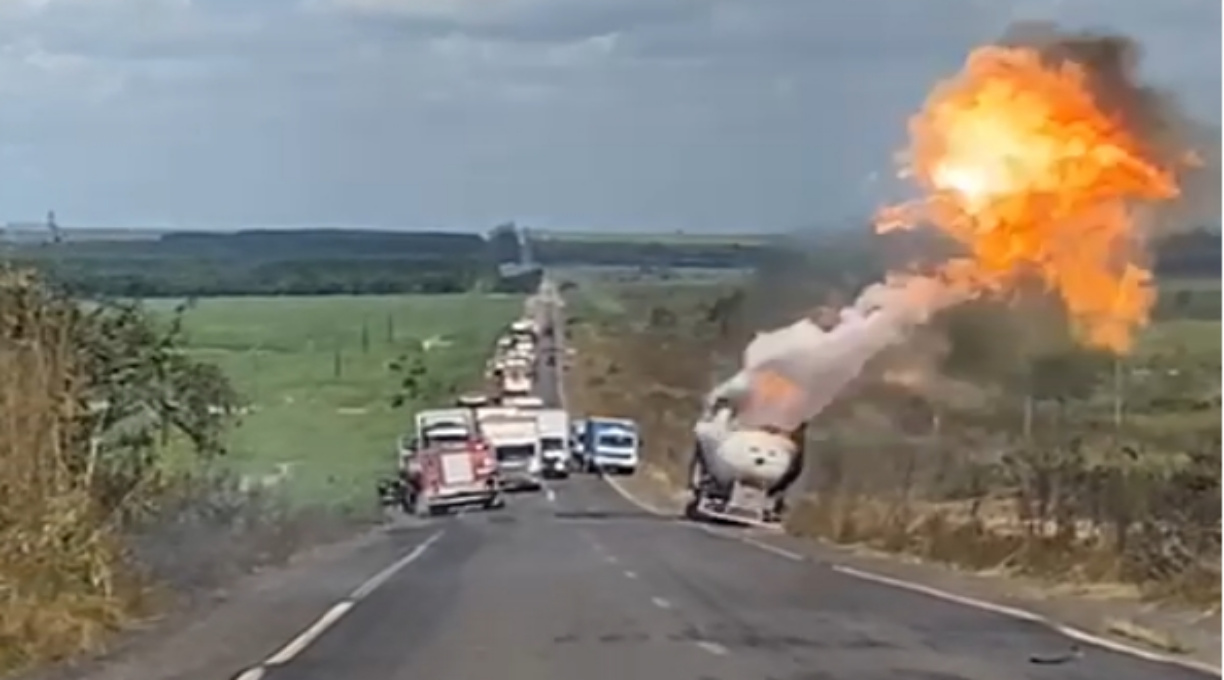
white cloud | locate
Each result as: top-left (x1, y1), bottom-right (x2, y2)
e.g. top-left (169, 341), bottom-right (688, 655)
top-left (0, 0), bottom-right (1214, 229)
top-left (322, 0), bottom-right (553, 22)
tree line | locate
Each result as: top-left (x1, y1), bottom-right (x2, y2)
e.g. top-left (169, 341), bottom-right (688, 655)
top-left (3, 224), bottom-right (1217, 298)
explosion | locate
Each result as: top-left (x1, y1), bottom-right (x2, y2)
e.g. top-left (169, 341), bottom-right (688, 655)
top-left (879, 33), bottom-right (1193, 354)
top-left (711, 25), bottom-right (1207, 434)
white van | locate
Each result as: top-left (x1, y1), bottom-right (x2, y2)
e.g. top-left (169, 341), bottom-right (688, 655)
top-left (536, 409), bottom-right (571, 478)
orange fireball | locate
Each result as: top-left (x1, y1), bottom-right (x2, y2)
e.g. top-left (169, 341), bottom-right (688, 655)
top-left (879, 45), bottom-right (1183, 354)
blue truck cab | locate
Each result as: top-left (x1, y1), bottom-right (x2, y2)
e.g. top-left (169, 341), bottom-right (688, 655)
top-left (583, 417), bottom-right (640, 475)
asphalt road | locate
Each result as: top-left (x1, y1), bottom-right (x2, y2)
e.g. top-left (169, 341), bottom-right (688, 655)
top-left (236, 283), bottom-right (1214, 680)
top-left (249, 478), bottom-right (1211, 680)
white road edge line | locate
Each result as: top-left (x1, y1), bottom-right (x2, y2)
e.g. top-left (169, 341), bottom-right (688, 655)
top-left (701, 527), bottom-right (803, 562)
top-left (545, 487), bottom-right (557, 503)
top-left (601, 473), bottom-right (667, 515)
top-left (832, 565), bottom-right (1223, 677)
top-left (235, 529), bottom-right (445, 674)
top-left (264, 601), bottom-right (353, 666)
top-left (651, 596), bottom-right (673, 610)
top-left (599, 456), bottom-right (1221, 676)
top-left (695, 640), bottom-right (729, 656)
top-left (350, 530), bottom-right (445, 601)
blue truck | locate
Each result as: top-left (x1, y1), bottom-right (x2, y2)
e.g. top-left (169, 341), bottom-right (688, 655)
top-left (580, 417), bottom-right (640, 475)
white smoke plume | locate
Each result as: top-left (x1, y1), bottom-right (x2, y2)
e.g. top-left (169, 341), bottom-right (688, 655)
top-left (715, 273), bottom-right (963, 433)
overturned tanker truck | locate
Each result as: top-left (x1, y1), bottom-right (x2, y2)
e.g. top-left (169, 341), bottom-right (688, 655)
top-left (683, 324), bottom-right (814, 529)
top-left (685, 287), bottom-right (930, 529)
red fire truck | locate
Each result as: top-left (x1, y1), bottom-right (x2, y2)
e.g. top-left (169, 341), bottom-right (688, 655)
top-left (380, 408), bottom-right (505, 516)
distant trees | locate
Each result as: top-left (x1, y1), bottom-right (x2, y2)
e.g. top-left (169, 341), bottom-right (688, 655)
top-left (14, 229), bottom-right (496, 298)
top-left (3, 224), bottom-right (1216, 300)
top-left (529, 238), bottom-right (766, 269)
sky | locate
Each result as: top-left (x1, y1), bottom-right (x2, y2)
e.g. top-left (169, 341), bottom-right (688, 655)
top-left (0, 0), bottom-right (1217, 231)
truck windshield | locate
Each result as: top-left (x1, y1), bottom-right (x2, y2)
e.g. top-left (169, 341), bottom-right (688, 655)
top-left (541, 437), bottom-right (566, 452)
top-left (424, 432), bottom-right (468, 446)
top-left (598, 434), bottom-right (635, 449)
top-left (496, 444), bottom-right (536, 461)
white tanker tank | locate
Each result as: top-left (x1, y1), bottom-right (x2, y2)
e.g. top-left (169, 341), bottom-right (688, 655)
top-left (685, 293), bottom-right (921, 527)
top-left (685, 370), bottom-right (808, 527)
top-left (683, 321), bottom-right (827, 526)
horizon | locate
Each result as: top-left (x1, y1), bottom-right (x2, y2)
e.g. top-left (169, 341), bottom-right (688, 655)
top-left (0, 220), bottom-right (793, 237)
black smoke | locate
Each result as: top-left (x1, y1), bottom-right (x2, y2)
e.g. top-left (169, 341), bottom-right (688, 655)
top-left (997, 21), bottom-right (1220, 233)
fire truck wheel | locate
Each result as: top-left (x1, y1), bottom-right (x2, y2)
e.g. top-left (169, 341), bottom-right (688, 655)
top-left (412, 495), bottom-right (431, 518)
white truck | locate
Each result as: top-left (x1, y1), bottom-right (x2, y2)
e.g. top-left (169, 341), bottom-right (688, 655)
top-left (415, 408), bottom-right (473, 440)
top-left (535, 408), bottom-right (571, 478)
top-left (477, 408), bottom-right (543, 492)
top-left (502, 395), bottom-right (544, 409)
top-left (499, 358), bottom-right (534, 397)
top-left (509, 318), bottom-right (537, 341)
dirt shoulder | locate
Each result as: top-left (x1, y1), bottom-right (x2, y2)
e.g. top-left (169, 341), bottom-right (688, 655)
top-left (20, 516), bottom-right (434, 680)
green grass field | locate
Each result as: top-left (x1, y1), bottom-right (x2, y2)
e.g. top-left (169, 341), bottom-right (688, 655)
top-left (151, 294), bottom-right (524, 508)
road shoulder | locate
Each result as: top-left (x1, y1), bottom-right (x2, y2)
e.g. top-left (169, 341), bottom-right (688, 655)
top-left (607, 465), bottom-right (1222, 675)
top-left (23, 518), bottom-right (439, 680)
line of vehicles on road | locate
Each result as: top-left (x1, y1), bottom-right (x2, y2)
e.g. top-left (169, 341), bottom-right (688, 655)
top-left (377, 313), bottom-right (640, 517)
top-left (378, 280), bottom-right (809, 532)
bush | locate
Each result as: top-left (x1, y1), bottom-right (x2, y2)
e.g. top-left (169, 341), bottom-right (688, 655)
top-left (0, 269), bottom-right (240, 672)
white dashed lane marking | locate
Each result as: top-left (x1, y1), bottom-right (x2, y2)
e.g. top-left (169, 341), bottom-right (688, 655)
top-left (695, 641), bottom-right (729, 656)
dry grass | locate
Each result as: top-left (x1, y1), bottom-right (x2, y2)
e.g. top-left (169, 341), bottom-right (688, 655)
top-left (1105, 617), bottom-right (1193, 653)
top-left (0, 273), bottom-right (147, 672)
top-left (565, 322), bottom-right (705, 486)
top-left (566, 282), bottom-right (1222, 612)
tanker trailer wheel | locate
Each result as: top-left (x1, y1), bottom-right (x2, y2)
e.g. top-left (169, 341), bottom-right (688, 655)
top-left (687, 448), bottom-right (705, 489)
top-left (684, 446), bottom-right (707, 520)
top-left (762, 495), bottom-right (786, 523)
